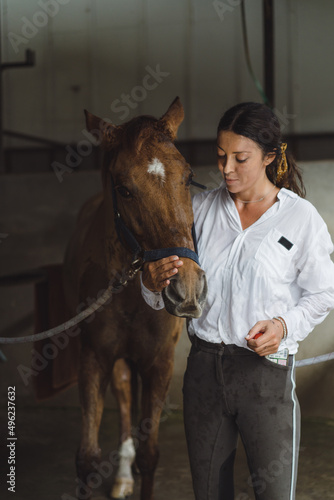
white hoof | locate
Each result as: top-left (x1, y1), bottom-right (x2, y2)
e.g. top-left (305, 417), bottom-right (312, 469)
top-left (110, 477), bottom-right (134, 499)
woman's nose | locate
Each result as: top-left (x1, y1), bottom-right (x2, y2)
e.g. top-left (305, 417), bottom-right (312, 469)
top-left (222, 157), bottom-right (234, 174)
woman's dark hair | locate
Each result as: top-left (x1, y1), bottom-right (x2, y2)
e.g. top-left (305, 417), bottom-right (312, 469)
top-left (217, 102), bottom-right (306, 198)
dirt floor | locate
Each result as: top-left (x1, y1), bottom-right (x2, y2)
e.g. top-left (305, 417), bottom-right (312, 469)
top-left (0, 405), bottom-right (333, 500)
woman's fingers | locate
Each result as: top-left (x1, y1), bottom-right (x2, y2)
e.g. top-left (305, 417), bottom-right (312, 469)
top-left (249, 337), bottom-right (278, 356)
top-left (246, 320), bottom-right (283, 356)
top-left (142, 255), bottom-right (184, 292)
top-left (246, 321), bottom-right (268, 340)
top-left (149, 255), bottom-right (183, 275)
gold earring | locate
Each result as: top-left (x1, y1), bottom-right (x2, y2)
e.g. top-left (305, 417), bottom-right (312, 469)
top-left (276, 143), bottom-right (288, 183)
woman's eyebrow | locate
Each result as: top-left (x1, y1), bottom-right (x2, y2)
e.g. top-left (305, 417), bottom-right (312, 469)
top-left (217, 145), bottom-right (251, 154)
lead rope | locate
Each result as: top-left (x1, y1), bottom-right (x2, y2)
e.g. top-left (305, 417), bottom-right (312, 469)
top-left (0, 256), bottom-right (144, 344)
top-left (1, 261), bottom-right (334, 366)
top-left (0, 159), bottom-right (205, 345)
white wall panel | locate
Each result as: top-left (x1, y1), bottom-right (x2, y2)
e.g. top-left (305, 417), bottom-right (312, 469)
top-left (143, 22), bottom-right (188, 135)
top-left (95, 0), bottom-right (142, 28)
top-left (1, 0), bottom-right (334, 145)
top-left (293, 0), bottom-right (334, 133)
top-left (47, 0), bottom-right (91, 33)
top-left (46, 32), bottom-right (92, 141)
top-left (190, 16), bottom-right (240, 138)
top-left (92, 26), bottom-right (142, 122)
top-left (146, 0), bottom-right (188, 26)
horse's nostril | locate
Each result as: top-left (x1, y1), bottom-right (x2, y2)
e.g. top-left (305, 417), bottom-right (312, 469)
top-left (162, 266), bottom-right (207, 318)
top-left (165, 277), bottom-right (185, 303)
top-left (182, 304), bottom-right (199, 313)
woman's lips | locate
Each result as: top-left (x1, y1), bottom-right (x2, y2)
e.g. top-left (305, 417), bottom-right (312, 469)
top-left (225, 178), bottom-right (238, 184)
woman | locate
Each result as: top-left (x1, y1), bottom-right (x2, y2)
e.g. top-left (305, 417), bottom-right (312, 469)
top-left (140, 102), bottom-right (334, 500)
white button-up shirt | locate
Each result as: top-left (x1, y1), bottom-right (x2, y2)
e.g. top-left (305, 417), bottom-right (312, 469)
top-left (141, 186), bottom-right (334, 354)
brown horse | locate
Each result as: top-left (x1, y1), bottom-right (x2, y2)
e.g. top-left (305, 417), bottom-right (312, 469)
top-left (63, 97), bottom-right (207, 500)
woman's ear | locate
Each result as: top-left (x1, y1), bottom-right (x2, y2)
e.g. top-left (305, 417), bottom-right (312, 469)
top-left (264, 152), bottom-right (276, 167)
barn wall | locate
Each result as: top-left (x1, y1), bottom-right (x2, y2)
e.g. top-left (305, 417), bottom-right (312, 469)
top-left (1, 0), bottom-right (334, 417)
top-left (1, 0), bottom-right (334, 152)
top-left (1, 161), bottom-right (334, 417)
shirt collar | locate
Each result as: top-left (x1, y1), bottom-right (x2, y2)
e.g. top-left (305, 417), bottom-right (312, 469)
top-left (278, 187), bottom-right (298, 199)
top-left (223, 185), bottom-right (297, 203)
top-left (222, 185), bottom-right (285, 231)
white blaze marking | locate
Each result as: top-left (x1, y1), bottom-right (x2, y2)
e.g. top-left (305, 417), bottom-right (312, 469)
top-left (147, 157), bottom-right (165, 180)
top-left (116, 437), bottom-right (136, 479)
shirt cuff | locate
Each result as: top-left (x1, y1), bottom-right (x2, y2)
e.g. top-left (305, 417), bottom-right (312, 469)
top-left (140, 273), bottom-right (165, 310)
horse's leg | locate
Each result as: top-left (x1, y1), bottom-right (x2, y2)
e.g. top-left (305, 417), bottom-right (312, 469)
top-left (76, 345), bottom-right (109, 498)
top-left (110, 358), bottom-right (136, 499)
top-left (137, 345), bottom-right (175, 500)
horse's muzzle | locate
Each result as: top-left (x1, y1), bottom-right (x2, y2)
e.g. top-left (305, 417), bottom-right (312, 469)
top-left (162, 267), bottom-right (207, 318)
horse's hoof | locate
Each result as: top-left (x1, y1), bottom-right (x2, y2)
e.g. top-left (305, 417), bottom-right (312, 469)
top-left (110, 477), bottom-right (134, 499)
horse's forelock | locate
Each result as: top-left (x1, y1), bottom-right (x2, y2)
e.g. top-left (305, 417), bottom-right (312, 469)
top-left (101, 115), bottom-right (175, 186)
top-left (121, 115), bottom-right (173, 154)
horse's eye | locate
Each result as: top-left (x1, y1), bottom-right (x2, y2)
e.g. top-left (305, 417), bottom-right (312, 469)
top-left (116, 186), bottom-right (132, 199)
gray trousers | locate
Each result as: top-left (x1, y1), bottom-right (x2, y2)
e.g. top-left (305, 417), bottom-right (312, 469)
top-left (183, 336), bottom-right (300, 500)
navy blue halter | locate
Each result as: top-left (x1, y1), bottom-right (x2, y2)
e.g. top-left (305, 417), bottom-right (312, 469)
top-left (110, 174), bottom-right (205, 266)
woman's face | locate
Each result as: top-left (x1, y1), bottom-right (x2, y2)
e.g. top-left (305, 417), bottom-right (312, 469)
top-left (217, 131), bottom-right (274, 195)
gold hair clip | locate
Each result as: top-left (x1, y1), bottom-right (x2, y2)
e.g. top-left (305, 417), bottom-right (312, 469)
top-left (276, 143), bottom-right (288, 183)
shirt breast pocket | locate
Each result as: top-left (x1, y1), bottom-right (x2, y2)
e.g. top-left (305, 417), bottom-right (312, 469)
top-left (255, 228), bottom-right (298, 280)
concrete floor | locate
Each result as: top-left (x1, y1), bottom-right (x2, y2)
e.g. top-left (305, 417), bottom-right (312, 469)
top-left (0, 405), bottom-right (333, 500)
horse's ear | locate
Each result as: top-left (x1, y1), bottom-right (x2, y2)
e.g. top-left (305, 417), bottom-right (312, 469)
top-left (84, 110), bottom-right (119, 150)
top-left (159, 97), bottom-right (184, 140)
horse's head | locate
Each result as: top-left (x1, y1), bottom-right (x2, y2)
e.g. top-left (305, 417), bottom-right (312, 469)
top-left (84, 97), bottom-right (207, 318)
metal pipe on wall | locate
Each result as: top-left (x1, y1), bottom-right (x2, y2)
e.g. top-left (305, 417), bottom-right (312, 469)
top-left (0, 0), bottom-right (35, 173)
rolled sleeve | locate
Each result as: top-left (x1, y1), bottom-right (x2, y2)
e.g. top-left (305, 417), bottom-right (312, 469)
top-left (282, 224), bottom-right (334, 344)
top-left (140, 273), bottom-right (165, 310)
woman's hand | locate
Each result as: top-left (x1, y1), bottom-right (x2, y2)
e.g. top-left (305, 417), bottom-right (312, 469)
top-left (246, 319), bottom-right (284, 356)
top-left (142, 255), bottom-right (184, 293)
